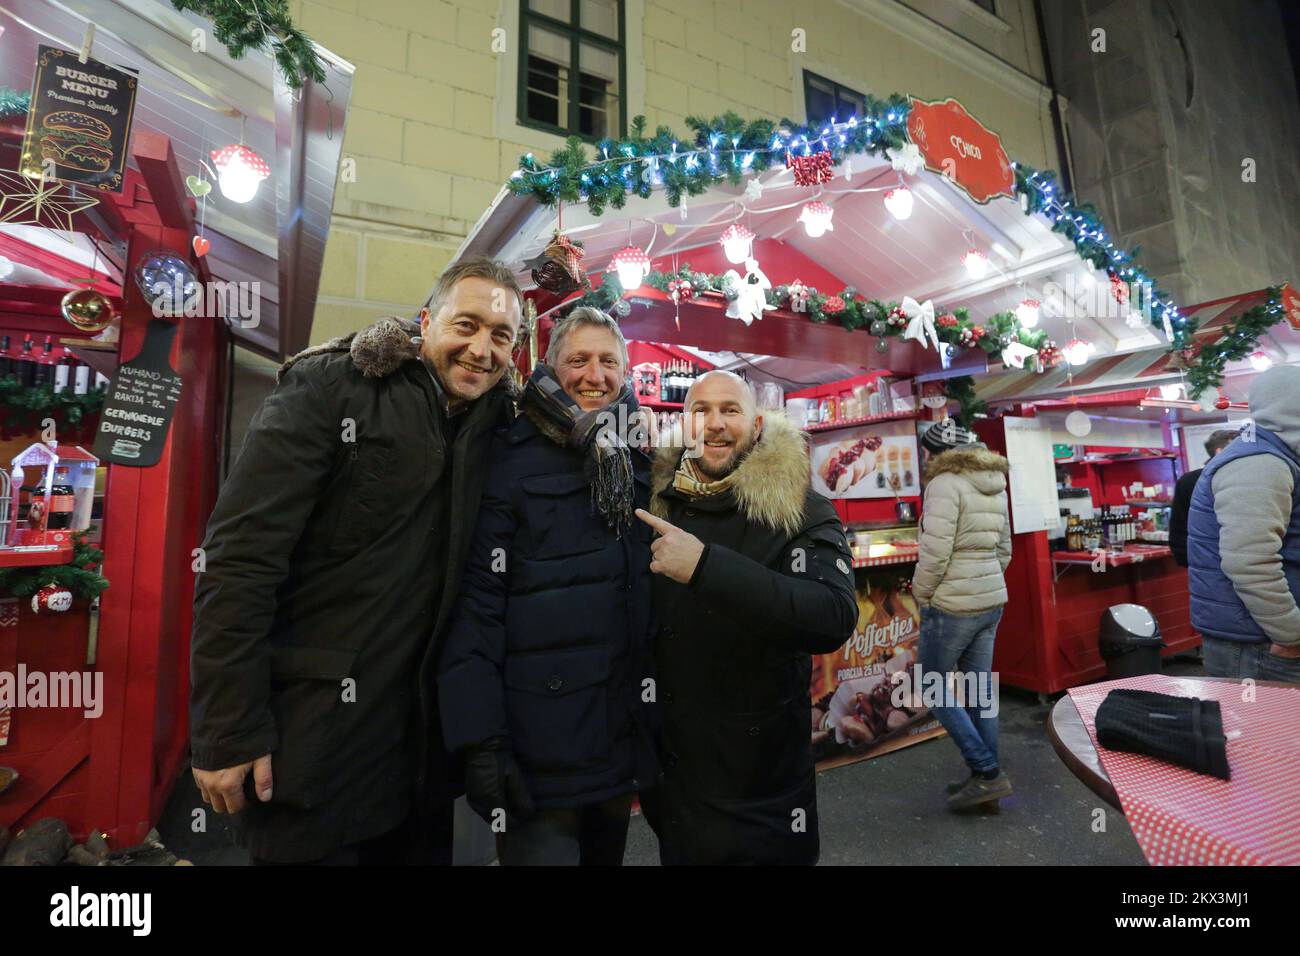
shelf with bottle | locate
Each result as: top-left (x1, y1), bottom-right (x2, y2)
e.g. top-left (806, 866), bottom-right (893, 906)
top-left (631, 358), bottom-right (710, 408)
top-left (803, 409), bottom-right (920, 433)
top-left (0, 332), bottom-right (110, 396)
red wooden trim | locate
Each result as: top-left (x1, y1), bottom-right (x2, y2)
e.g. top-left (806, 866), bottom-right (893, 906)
top-left (0, 722), bottom-right (90, 829)
top-left (131, 130), bottom-right (196, 233)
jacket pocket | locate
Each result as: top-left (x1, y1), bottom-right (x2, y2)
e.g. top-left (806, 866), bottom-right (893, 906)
top-left (266, 645), bottom-right (359, 810)
top-left (520, 473), bottom-right (606, 560)
top-left (331, 439), bottom-right (422, 551)
top-left (705, 701), bottom-right (809, 800)
top-left (503, 647), bottom-right (611, 773)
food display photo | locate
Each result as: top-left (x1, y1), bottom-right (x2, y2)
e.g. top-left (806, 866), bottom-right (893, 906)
top-left (811, 419), bottom-right (920, 499)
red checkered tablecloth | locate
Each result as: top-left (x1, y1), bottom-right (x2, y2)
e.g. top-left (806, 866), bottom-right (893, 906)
top-left (1068, 673), bottom-right (1300, 866)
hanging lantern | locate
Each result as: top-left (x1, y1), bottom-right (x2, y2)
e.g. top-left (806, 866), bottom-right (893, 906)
top-left (719, 224), bottom-right (755, 264)
top-left (883, 187), bottom-right (913, 221)
top-left (1248, 351), bottom-right (1273, 372)
top-left (1063, 337), bottom-right (1095, 367)
top-left (209, 144), bottom-right (270, 204)
top-left (798, 201), bottom-right (834, 238)
top-left (60, 288), bottom-right (118, 333)
top-left (1015, 298), bottom-right (1041, 328)
top-left (608, 245), bottom-right (650, 292)
top-left (962, 248), bottom-right (989, 279)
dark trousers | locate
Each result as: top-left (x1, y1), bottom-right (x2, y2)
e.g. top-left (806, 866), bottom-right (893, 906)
top-left (495, 793), bottom-right (633, 866)
top-left (249, 804), bottom-right (453, 866)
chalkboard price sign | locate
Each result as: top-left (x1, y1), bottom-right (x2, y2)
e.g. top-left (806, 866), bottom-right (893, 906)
top-left (93, 320), bottom-right (183, 468)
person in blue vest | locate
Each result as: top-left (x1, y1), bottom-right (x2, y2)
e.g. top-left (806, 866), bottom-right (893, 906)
top-left (1187, 365), bottom-right (1300, 682)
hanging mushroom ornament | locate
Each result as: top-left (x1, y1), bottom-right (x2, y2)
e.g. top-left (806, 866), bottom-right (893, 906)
top-left (608, 245), bottom-right (651, 292)
top-left (209, 144), bottom-right (270, 204)
top-left (719, 223), bottom-right (755, 264)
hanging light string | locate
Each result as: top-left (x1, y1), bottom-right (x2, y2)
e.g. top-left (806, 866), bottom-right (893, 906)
top-left (512, 114), bottom-right (901, 191)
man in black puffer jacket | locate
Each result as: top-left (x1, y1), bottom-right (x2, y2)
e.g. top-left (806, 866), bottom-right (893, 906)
top-left (636, 370), bottom-right (857, 865)
top-left (438, 307), bottom-right (657, 865)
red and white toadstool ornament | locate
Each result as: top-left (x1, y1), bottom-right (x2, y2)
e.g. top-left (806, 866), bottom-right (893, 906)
top-left (209, 144), bottom-right (270, 204)
top-left (1063, 337), bottom-right (1095, 367)
top-left (608, 245), bottom-right (651, 291)
top-left (719, 223), bottom-right (755, 264)
top-left (798, 201), bottom-right (834, 237)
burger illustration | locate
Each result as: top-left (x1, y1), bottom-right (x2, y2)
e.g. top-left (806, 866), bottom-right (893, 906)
top-left (38, 111), bottom-right (113, 174)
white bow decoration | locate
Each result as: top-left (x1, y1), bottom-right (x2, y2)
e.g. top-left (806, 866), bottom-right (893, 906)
top-left (1002, 341), bottom-right (1038, 369)
top-left (900, 296), bottom-right (940, 351)
top-left (725, 259), bottom-right (776, 326)
top-left (890, 142), bottom-right (923, 176)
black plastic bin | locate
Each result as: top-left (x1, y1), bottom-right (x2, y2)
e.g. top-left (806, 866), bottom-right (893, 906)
top-left (1098, 604), bottom-right (1165, 678)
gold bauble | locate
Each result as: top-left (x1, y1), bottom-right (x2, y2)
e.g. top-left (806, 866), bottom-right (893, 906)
top-left (60, 288), bottom-right (117, 333)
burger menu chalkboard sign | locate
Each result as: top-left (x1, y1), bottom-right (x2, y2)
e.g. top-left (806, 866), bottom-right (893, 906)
top-left (20, 45), bottom-right (138, 193)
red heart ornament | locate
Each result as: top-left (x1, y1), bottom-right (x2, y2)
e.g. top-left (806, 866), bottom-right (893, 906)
top-left (192, 235), bottom-right (210, 257)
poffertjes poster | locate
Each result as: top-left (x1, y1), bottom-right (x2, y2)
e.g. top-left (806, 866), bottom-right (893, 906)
top-left (811, 580), bottom-right (943, 768)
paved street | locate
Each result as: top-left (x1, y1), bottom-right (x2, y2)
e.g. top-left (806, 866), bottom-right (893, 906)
top-left (163, 658), bottom-right (1205, 866)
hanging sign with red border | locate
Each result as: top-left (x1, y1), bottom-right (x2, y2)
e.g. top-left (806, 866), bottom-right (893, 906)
top-left (905, 97), bottom-right (1015, 205)
top-left (1282, 282), bottom-right (1300, 332)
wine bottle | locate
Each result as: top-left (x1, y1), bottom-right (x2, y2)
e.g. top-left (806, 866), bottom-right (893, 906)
top-left (32, 336), bottom-right (55, 387)
top-left (18, 333), bottom-right (36, 386)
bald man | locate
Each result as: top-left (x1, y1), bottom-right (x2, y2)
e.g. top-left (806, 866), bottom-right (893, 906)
top-left (636, 371), bottom-right (856, 865)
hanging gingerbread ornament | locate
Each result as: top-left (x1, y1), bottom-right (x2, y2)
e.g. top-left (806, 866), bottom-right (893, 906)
top-left (786, 150), bottom-right (834, 187)
top-left (31, 583), bottom-right (73, 614)
top-left (525, 230), bottom-right (587, 295)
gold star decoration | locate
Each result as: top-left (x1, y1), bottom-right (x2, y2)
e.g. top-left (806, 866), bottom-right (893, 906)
top-left (0, 170), bottom-right (99, 239)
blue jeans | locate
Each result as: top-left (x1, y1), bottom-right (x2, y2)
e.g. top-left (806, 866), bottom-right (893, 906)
top-left (1202, 636), bottom-right (1300, 683)
top-left (917, 605), bottom-right (1004, 774)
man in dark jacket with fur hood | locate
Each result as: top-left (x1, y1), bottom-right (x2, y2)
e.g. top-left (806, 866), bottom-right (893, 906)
top-left (189, 257), bottom-right (522, 865)
top-left (636, 370), bottom-right (857, 866)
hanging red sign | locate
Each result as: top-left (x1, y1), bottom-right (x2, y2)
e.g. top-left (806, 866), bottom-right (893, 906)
top-left (905, 97), bottom-right (1015, 205)
top-left (1282, 282), bottom-right (1300, 332)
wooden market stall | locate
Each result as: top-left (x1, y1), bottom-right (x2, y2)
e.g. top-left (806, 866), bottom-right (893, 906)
top-left (0, 0), bottom-right (353, 848)
top-left (451, 88), bottom-right (1297, 755)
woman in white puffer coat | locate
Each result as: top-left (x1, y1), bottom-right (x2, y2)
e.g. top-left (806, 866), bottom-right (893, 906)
top-left (911, 419), bottom-right (1013, 812)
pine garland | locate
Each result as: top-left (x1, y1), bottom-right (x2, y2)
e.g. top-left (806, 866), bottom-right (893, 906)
top-left (572, 264), bottom-right (1060, 371)
top-left (169, 0), bottom-right (326, 90)
top-left (512, 104), bottom-right (1288, 398)
top-left (0, 531), bottom-right (108, 601)
top-left (0, 375), bottom-right (105, 437)
top-left (942, 375), bottom-right (987, 429)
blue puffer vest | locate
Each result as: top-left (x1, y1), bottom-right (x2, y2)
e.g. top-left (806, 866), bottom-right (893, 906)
top-left (1187, 428), bottom-right (1300, 642)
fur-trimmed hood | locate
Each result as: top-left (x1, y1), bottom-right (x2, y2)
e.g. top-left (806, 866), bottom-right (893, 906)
top-left (277, 315), bottom-right (519, 398)
top-left (924, 446), bottom-right (1009, 496)
top-left (650, 410), bottom-right (810, 538)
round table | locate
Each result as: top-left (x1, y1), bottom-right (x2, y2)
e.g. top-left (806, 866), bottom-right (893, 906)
top-left (1046, 675), bottom-right (1294, 812)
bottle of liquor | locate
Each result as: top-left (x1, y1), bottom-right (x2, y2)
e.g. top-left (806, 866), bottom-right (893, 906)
top-left (18, 333), bottom-right (36, 386)
top-left (32, 336), bottom-right (55, 387)
top-left (94, 371), bottom-right (110, 392)
top-left (0, 335), bottom-right (12, 378)
top-left (42, 466), bottom-right (76, 531)
top-left (73, 359), bottom-right (91, 395)
top-left (53, 353), bottom-right (72, 394)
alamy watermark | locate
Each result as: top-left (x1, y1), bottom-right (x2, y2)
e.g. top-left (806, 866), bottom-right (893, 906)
top-left (1, 666), bottom-right (103, 718)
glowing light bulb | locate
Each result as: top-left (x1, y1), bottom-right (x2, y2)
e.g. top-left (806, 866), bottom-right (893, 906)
top-left (1160, 383), bottom-right (1182, 400)
top-left (962, 248), bottom-right (989, 279)
top-left (718, 224), bottom-right (754, 265)
top-left (608, 246), bottom-right (650, 291)
top-left (798, 201), bottom-right (834, 238)
top-left (1063, 337), bottom-right (1094, 367)
top-left (1249, 351), bottom-right (1273, 372)
top-left (883, 187), bottom-right (913, 220)
top-left (209, 144), bottom-right (270, 204)
top-left (1015, 298), bottom-right (1041, 328)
